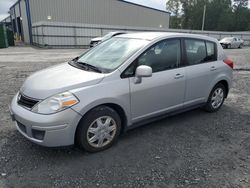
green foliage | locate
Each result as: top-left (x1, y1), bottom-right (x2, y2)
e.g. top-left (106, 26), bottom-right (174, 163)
top-left (166, 0), bottom-right (250, 31)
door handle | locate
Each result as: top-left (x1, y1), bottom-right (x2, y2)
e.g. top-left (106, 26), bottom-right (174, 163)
top-left (175, 73), bottom-right (184, 79)
top-left (210, 66), bottom-right (217, 71)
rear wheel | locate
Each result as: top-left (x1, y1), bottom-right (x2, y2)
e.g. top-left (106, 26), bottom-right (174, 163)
top-left (227, 44), bottom-right (231, 49)
top-left (204, 83), bottom-right (226, 112)
top-left (239, 44), bottom-right (243, 49)
top-left (76, 106), bottom-right (121, 152)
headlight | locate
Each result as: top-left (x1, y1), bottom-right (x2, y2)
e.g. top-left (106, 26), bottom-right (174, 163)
top-left (32, 92), bottom-right (79, 114)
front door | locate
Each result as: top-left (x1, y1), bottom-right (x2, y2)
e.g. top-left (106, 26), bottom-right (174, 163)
top-left (127, 39), bottom-right (186, 123)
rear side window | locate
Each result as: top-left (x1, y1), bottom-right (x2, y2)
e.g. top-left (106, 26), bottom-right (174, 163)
top-left (206, 41), bottom-right (216, 61)
top-left (184, 39), bottom-right (217, 65)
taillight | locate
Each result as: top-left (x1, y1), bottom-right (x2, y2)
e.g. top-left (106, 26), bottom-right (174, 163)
top-left (223, 59), bottom-right (234, 69)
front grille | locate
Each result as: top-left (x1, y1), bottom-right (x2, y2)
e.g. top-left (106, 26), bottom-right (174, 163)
top-left (17, 93), bottom-right (39, 109)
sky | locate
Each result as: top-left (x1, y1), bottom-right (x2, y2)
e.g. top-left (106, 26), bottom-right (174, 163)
top-left (0, 0), bottom-right (15, 21)
top-left (125, 0), bottom-right (166, 11)
top-left (0, 0), bottom-right (166, 21)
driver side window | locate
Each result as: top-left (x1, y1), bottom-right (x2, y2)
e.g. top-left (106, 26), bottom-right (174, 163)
top-left (137, 39), bottom-right (181, 73)
top-left (122, 39), bottom-right (181, 78)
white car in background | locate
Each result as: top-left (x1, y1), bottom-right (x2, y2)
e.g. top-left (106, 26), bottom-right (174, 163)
top-left (219, 37), bottom-right (244, 49)
top-left (90, 31), bottom-right (126, 47)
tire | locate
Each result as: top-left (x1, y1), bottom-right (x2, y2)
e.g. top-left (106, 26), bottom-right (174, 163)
top-left (76, 106), bottom-right (121, 152)
top-left (204, 83), bottom-right (226, 113)
top-left (239, 44), bottom-right (243, 49)
top-left (227, 44), bottom-right (231, 49)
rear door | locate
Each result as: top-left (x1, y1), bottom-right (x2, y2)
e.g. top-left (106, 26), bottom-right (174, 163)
top-left (183, 38), bottom-right (218, 106)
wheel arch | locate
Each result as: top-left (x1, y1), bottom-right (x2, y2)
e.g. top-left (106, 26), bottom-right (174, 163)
top-left (101, 103), bottom-right (128, 133)
top-left (74, 102), bottom-right (128, 144)
top-left (214, 80), bottom-right (229, 98)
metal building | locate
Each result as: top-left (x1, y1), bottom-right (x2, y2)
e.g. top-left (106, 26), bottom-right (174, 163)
top-left (4, 0), bottom-right (170, 47)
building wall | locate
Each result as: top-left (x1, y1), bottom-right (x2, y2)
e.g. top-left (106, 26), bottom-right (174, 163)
top-left (8, 0), bottom-right (30, 43)
top-left (8, 0), bottom-right (169, 44)
top-left (32, 21), bottom-right (250, 48)
top-left (29, 0), bottom-right (169, 29)
top-left (14, 3), bottom-right (20, 34)
top-left (20, 0), bottom-right (30, 43)
top-left (9, 8), bottom-right (14, 27)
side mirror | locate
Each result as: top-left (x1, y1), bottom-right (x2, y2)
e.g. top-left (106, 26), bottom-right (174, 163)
top-left (134, 65), bottom-right (152, 84)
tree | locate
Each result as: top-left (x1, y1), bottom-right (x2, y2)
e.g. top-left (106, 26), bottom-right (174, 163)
top-left (165, 0), bottom-right (250, 31)
top-left (232, 0), bottom-right (250, 31)
top-left (204, 0), bottom-right (232, 31)
top-left (166, 0), bottom-right (182, 28)
top-left (166, 0), bottom-right (181, 16)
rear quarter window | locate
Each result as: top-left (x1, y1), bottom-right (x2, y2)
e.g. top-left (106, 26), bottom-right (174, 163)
top-left (206, 41), bottom-right (217, 61)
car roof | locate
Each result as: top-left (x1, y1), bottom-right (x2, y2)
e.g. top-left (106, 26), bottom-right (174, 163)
top-left (109, 31), bottom-right (126, 35)
top-left (117, 32), bottom-right (217, 42)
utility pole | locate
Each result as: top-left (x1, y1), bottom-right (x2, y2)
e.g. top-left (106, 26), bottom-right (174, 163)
top-left (202, 5), bottom-right (206, 31)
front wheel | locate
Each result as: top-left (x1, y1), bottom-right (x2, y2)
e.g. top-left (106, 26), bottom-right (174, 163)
top-left (76, 106), bottom-right (121, 152)
top-left (204, 83), bottom-right (226, 112)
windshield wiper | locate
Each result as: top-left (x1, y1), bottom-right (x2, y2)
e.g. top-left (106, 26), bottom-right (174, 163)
top-left (76, 61), bottom-right (102, 73)
top-left (71, 56), bottom-right (79, 62)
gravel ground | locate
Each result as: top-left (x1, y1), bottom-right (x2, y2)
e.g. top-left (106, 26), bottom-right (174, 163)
top-left (0, 46), bottom-right (250, 188)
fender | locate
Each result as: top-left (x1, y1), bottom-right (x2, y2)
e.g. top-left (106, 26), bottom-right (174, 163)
top-left (206, 73), bottom-right (232, 100)
top-left (71, 97), bottom-right (131, 126)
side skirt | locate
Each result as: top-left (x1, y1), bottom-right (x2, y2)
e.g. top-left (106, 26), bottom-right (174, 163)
top-left (124, 103), bottom-right (205, 132)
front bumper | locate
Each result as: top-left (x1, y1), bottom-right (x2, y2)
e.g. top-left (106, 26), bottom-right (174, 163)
top-left (10, 94), bottom-right (82, 147)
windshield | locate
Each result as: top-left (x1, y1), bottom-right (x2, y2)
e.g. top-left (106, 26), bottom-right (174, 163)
top-left (77, 37), bottom-right (149, 73)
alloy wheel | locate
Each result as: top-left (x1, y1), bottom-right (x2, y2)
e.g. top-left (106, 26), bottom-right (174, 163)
top-left (211, 88), bottom-right (224, 109)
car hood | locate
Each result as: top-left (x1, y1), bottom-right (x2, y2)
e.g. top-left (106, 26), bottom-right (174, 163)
top-left (20, 63), bottom-right (105, 99)
top-left (219, 40), bottom-right (231, 44)
top-left (91, 37), bottom-right (103, 42)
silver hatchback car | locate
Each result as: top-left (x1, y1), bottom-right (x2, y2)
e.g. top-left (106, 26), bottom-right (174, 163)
top-left (10, 32), bottom-right (234, 152)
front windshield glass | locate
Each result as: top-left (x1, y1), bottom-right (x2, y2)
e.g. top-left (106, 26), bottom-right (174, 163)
top-left (78, 37), bottom-right (149, 73)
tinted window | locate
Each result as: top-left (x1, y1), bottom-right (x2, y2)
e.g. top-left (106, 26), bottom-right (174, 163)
top-left (206, 41), bottom-right (216, 61)
top-left (185, 39), bottom-right (206, 65)
top-left (137, 39), bottom-right (181, 73)
top-left (185, 39), bottom-right (217, 65)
